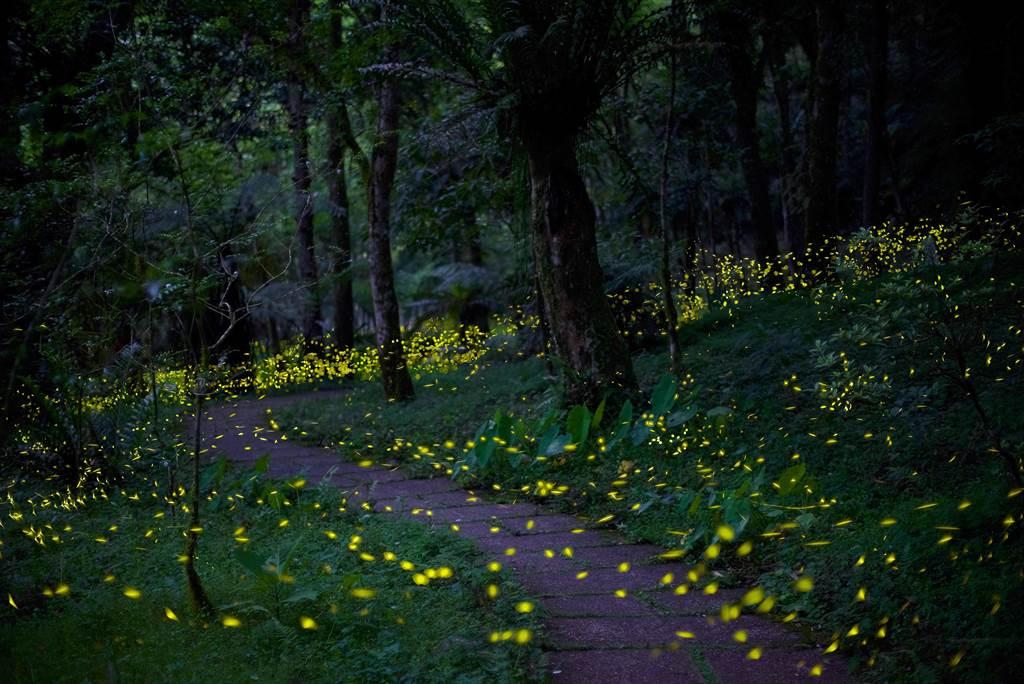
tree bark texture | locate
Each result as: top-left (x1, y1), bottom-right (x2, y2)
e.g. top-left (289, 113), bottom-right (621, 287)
top-left (721, 12), bottom-right (778, 259)
top-left (862, 0), bottom-right (888, 228)
top-left (804, 0), bottom-right (844, 250)
top-left (326, 0), bottom-right (354, 348)
top-left (287, 0), bottom-right (321, 340)
top-left (659, 38), bottom-right (682, 374)
top-left (367, 38), bottom-right (414, 401)
top-left (527, 139), bottom-right (637, 408)
top-left (767, 37), bottom-right (799, 250)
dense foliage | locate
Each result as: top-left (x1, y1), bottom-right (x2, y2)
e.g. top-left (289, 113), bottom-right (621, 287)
top-left (2, 0), bottom-right (1023, 681)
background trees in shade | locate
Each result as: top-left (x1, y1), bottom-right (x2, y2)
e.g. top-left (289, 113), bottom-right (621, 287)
top-left (2, 0), bottom-right (1023, 409)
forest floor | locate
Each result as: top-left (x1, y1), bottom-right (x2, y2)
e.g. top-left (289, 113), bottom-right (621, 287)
top-left (5, 238), bottom-right (1021, 682)
top-left (203, 392), bottom-right (847, 682)
top-left (270, 246), bottom-right (1024, 683)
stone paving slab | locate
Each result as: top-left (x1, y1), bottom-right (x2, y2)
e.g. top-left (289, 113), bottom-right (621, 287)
top-left (369, 494), bottom-right (480, 513)
top-left (702, 648), bottom-right (848, 683)
top-left (369, 497), bottom-right (427, 513)
top-left (548, 647), bottom-right (703, 683)
top-left (442, 520), bottom-right (507, 540)
top-left (645, 587), bottom-right (747, 616)
top-left (366, 477), bottom-right (462, 498)
top-left (418, 503), bottom-right (538, 523)
top-left (411, 490), bottom-right (487, 508)
top-left (336, 468), bottom-right (410, 483)
top-left (570, 544), bottom-right (666, 568)
top-left (499, 550), bottom-right (580, 574)
top-left (501, 514), bottom-right (583, 535)
top-left (661, 615), bottom-right (804, 648)
top-left (517, 566), bottom-right (675, 597)
top-left (545, 616), bottom-right (678, 649)
top-left (266, 463), bottom-right (333, 480)
top-left (344, 488), bottom-right (463, 512)
top-left (475, 530), bottom-right (622, 553)
top-left (542, 594), bottom-right (657, 617)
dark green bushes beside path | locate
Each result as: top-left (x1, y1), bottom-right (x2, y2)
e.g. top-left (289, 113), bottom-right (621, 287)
top-left (277, 248), bottom-right (1024, 682)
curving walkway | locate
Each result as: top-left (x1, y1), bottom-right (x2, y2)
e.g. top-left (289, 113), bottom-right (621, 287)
top-left (198, 392), bottom-right (849, 683)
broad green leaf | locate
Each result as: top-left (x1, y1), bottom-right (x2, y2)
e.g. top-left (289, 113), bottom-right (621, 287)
top-left (630, 421), bottom-right (651, 446)
top-left (666, 407), bottom-right (697, 427)
top-left (775, 463), bottom-right (806, 496)
top-left (723, 498), bottom-right (752, 534)
top-left (266, 489), bottom-right (285, 511)
top-left (651, 373), bottom-right (677, 417)
top-left (476, 438), bottom-right (497, 469)
top-left (283, 589), bottom-right (319, 604)
top-left (616, 399), bottom-right (633, 427)
top-left (688, 494), bottom-right (702, 515)
top-left (566, 405), bottom-right (591, 446)
top-left (200, 456), bottom-right (227, 491)
top-left (235, 549), bottom-right (270, 577)
top-left (536, 424), bottom-right (561, 456)
top-left (608, 400), bottom-right (633, 446)
top-left (543, 434), bottom-right (573, 456)
top-left (591, 397), bottom-right (607, 431)
top-left (494, 411), bottom-right (512, 443)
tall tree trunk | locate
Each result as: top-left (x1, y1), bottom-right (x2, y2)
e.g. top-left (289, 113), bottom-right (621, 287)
top-left (862, 0), bottom-right (888, 227)
top-left (287, 0), bottom-right (321, 341)
top-left (767, 38), bottom-right (799, 251)
top-left (701, 137), bottom-right (717, 259)
top-left (804, 1), bottom-right (844, 250)
top-left (327, 140), bottom-right (354, 348)
top-left (326, 0), bottom-right (354, 349)
top-left (659, 39), bottom-right (682, 374)
top-left (526, 137), bottom-right (637, 408)
top-left (367, 36), bottom-right (414, 402)
top-left (721, 13), bottom-right (778, 260)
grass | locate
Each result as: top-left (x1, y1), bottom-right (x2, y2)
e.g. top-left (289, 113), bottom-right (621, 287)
top-left (6, 221), bottom-right (1022, 683)
top-left (1, 455), bottom-right (543, 683)
top-left (277, 248), bottom-right (1024, 683)
top-left (275, 351), bottom-right (556, 478)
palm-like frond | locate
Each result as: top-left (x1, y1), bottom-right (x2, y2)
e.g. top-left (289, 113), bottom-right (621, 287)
top-left (401, 0), bottom-right (691, 137)
top-left (397, 0), bottom-right (493, 87)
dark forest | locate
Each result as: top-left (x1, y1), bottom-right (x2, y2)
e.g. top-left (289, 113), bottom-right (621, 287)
top-left (2, 2), bottom-right (1023, 682)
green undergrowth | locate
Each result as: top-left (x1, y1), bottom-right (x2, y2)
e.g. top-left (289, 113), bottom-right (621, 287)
top-left (277, 354), bottom-right (555, 479)
top-left (279, 248), bottom-right (1024, 683)
top-left (1, 457), bottom-right (543, 683)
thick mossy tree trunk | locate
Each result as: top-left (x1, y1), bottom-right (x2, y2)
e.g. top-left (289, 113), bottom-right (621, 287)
top-left (804, 0), bottom-right (844, 251)
top-left (287, 0), bottom-right (321, 341)
top-left (367, 40), bottom-right (414, 402)
top-left (526, 138), bottom-right (637, 408)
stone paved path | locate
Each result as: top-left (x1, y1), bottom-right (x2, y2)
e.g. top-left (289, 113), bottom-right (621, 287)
top-left (199, 393), bottom-right (850, 683)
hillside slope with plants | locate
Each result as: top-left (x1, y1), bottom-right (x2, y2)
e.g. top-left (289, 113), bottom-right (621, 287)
top-left (4, 0), bottom-right (1024, 681)
top-left (276, 222), bottom-right (1024, 682)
